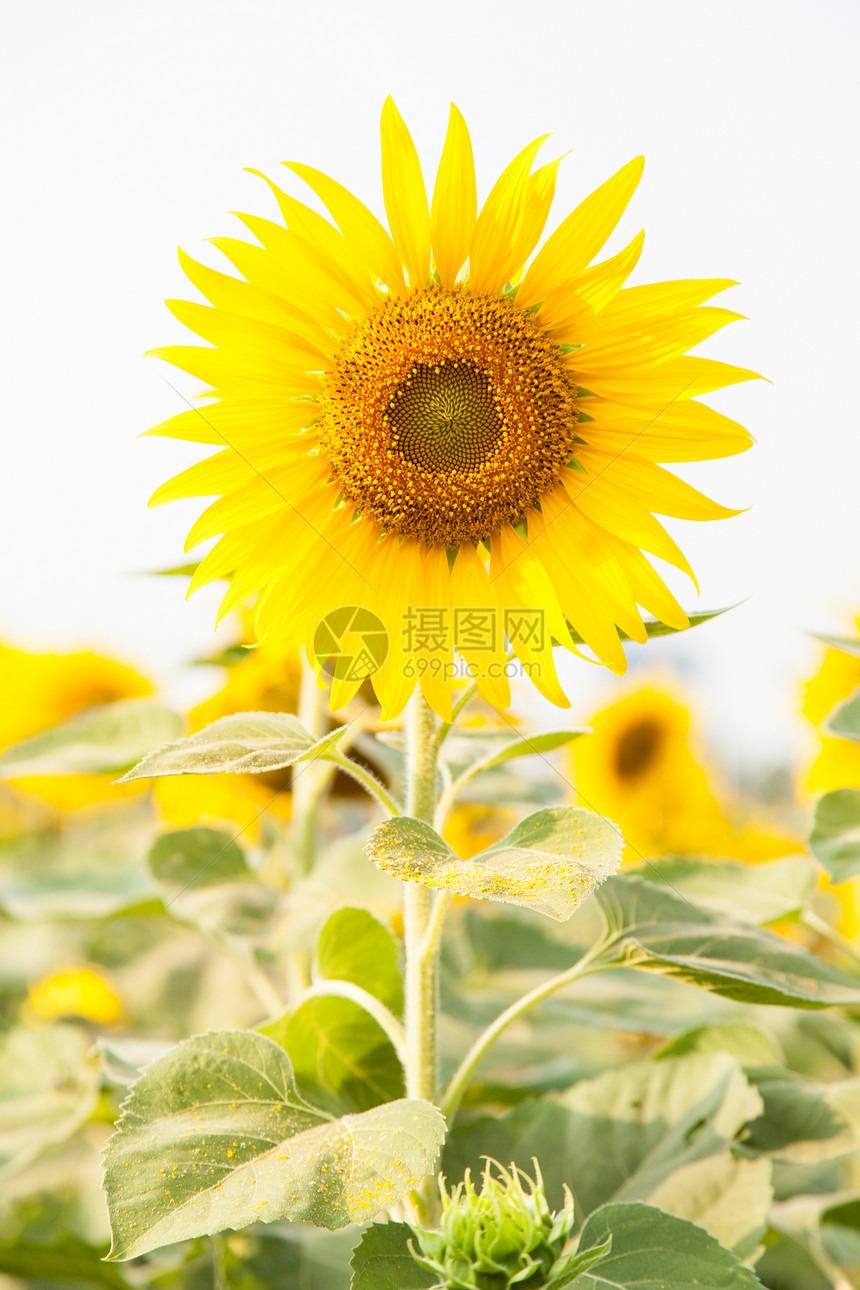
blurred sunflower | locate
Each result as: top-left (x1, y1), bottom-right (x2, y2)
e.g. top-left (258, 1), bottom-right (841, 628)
top-left (155, 641), bottom-right (303, 833)
top-left (572, 684), bottom-right (798, 862)
top-left (156, 631), bottom-right (378, 834)
top-left (800, 623), bottom-right (860, 940)
top-left (149, 98), bottom-right (753, 721)
top-left (28, 966), bottom-right (124, 1024)
top-left (801, 621), bottom-right (860, 793)
top-left (0, 642), bottom-right (152, 814)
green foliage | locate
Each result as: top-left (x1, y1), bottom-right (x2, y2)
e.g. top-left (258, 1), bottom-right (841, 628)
top-left (443, 1051), bottom-right (771, 1261)
top-left (0, 808), bottom-right (155, 919)
top-left (0, 1026), bottom-right (100, 1176)
top-left (103, 1030), bottom-right (446, 1259)
top-left (594, 875), bottom-right (860, 1006)
top-left (569, 605), bottom-right (737, 644)
top-left (437, 728), bottom-right (587, 798)
top-left (366, 808), bottom-right (622, 921)
top-left (573, 1203), bottom-right (764, 1289)
top-left (0, 1233), bottom-right (129, 1287)
top-left (0, 699), bottom-right (183, 777)
top-left (259, 907), bottom-right (405, 1114)
top-left (117, 711), bottom-right (348, 781)
top-left (808, 788), bottom-right (860, 881)
top-left (350, 1222), bottom-right (438, 1289)
top-left (147, 826), bottom-right (251, 890)
top-left (314, 906), bottom-right (403, 1016)
top-left (7, 632), bottom-right (860, 1288)
top-left (260, 997), bottom-right (405, 1115)
top-left (826, 685), bottom-right (860, 742)
top-left (745, 1075), bottom-right (860, 1163)
top-left (810, 632), bottom-right (860, 658)
top-left (632, 856), bottom-right (817, 925)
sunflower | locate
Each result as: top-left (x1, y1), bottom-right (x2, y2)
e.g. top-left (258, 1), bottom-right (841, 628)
top-left (572, 684), bottom-right (799, 862)
top-left (28, 966), bottom-right (124, 1025)
top-left (149, 99), bottom-right (753, 720)
top-left (0, 642), bottom-right (152, 813)
top-left (801, 620), bottom-right (860, 794)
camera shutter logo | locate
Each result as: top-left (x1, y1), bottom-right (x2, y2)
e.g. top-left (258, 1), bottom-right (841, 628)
top-left (313, 606), bottom-right (389, 683)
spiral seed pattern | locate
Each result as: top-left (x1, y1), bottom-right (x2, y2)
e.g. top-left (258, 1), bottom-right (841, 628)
top-left (318, 285), bottom-right (579, 547)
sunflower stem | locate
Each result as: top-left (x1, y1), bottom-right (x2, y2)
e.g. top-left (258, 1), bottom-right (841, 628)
top-left (292, 657), bottom-right (329, 874)
top-left (440, 939), bottom-right (609, 1126)
top-left (403, 688), bottom-right (446, 1224)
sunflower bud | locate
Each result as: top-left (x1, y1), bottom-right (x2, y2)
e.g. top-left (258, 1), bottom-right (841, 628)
top-left (409, 1159), bottom-right (575, 1289)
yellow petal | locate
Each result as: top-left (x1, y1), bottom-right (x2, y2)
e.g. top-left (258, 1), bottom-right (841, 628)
top-left (431, 104), bottom-right (477, 289)
top-left (232, 212), bottom-right (371, 320)
top-left (144, 399), bottom-right (318, 448)
top-left (370, 537), bottom-right (427, 720)
top-left (577, 447), bottom-right (742, 521)
top-left (519, 156), bottom-right (644, 306)
top-left (283, 161), bottom-right (406, 293)
top-left (576, 355), bottom-right (761, 404)
top-left (150, 435), bottom-right (314, 507)
top-left (381, 97), bottom-right (431, 289)
top-left (450, 542), bottom-right (511, 710)
top-left (165, 299), bottom-right (331, 368)
top-left (507, 155), bottom-right (562, 277)
top-left (573, 307), bottom-right (744, 373)
top-left (489, 524), bottom-right (573, 708)
top-left (469, 135), bottom-right (549, 294)
top-left (147, 344), bottom-right (323, 395)
top-left (248, 171), bottom-right (383, 312)
top-left (417, 546), bottom-right (454, 721)
top-left (178, 248), bottom-right (326, 337)
top-left (528, 497), bottom-right (632, 670)
top-left (537, 230), bottom-right (644, 335)
top-left (208, 236), bottom-right (347, 335)
top-left (613, 542), bottom-right (689, 629)
top-left (600, 278), bottom-right (737, 323)
top-left (581, 398), bottom-right (752, 462)
top-left (561, 466), bottom-right (697, 584)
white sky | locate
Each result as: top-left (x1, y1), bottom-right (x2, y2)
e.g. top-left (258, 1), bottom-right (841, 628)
top-left (2, 0), bottom-right (859, 774)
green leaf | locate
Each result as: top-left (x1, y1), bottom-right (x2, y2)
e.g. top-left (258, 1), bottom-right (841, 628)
top-left (826, 685), bottom-right (860, 743)
top-left (117, 712), bottom-right (348, 782)
top-left (350, 1221), bottom-right (437, 1289)
top-left (633, 856), bottom-right (817, 925)
top-left (439, 728), bottom-right (587, 787)
top-left (657, 1022), bottom-right (785, 1068)
top-left (595, 875), bottom-right (860, 1007)
top-left (568, 604), bottom-right (737, 646)
top-left (821, 1198), bottom-right (860, 1286)
top-left (147, 826), bottom-right (251, 891)
top-left (810, 631), bottom-right (860, 659)
top-left (260, 997), bottom-right (405, 1116)
top-left (0, 699), bottom-right (183, 777)
top-left (572, 1203), bottom-right (763, 1288)
top-left (745, 1076), bottom-right (860, 1163)
top-left (809, 789), bottom-right (860, 882)
top-left (0, 810), bottom-right (155, 919)
top-left (366, 808), bottom-right (622, 922)
top-left (149, 561), bottom-right (201, 577)
top-left (215, 1223), bottom-right (357, 1289)
top-left (0, 1235), bottom-right (129, 1287)
top-left (103, 1030), bottom-right (445, 1260)
top-left (544, 1237), bottom-right (614, 1289)
top-left (0, 1025), bottom-right (99, 1178)
top-left (444, 1052), bottom-right (770, 1261)
top-left (314, 907), bottom-right (403, 1016)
